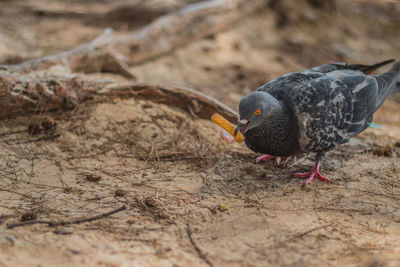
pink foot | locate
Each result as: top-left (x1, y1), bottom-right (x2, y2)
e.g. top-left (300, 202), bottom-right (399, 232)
top-left (295, 161), bottom-right (332, 184)
top-left (255, 155), bottom-right (281, 165)
top-left (220, 130), bottom-right (236, 142)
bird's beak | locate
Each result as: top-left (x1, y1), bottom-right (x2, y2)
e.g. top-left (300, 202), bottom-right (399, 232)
top-left (234, 119), bottom-right (250, 136)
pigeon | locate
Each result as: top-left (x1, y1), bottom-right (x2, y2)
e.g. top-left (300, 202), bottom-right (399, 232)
top-left (234, 60), bottom-right (400, 184)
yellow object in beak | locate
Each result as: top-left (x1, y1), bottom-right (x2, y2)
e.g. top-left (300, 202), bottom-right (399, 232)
top-left (211, 113), bottom-right (245, 143)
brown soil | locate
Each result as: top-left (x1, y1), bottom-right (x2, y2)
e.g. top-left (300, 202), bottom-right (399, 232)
top-left (1, 0), bottom-right (400, 266)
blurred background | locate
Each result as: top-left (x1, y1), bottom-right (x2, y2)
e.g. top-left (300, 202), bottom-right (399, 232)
top-left (2, 0), bottom-right (400, 106)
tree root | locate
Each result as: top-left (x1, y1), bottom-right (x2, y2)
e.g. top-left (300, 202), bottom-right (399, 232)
top-left (100, 83), bottom-right (238, 123)
top-left (0, 74), bottom-right (238, 122)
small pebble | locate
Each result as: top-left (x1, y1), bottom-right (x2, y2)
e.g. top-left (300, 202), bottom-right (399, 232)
top-left (144, 196), bottom-right (157, 208)
top-left (20, 212), bottom-right (37, 222)
top-left (218, 204), bottom-right (229, 212)
top-left (68, 249), bottom-right (80, 255)
top-left (54, 228), bottom-right (73, 235)
top-left (114, 189), bottom-right (126, 197)
top-left (41, 116), bottom-right (55, 130)
top-left (86, 174), bottom-right (102, 182)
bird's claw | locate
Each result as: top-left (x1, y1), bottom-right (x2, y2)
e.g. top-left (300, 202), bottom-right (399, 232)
top-left (295, 161), bottom-right (332, 184)
top-left (255, 155), bottom-right (281, 165)
top-left (296, 171), bottom-right (331, 184)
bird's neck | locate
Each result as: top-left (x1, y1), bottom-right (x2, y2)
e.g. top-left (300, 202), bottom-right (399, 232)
top-left (264, 97), bottom-right (286, 123)
top-left (268, 104), bottom-right (292, 134)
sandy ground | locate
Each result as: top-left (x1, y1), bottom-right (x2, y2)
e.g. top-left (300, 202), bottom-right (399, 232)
top-left (1, 0), bottom-right (400, 266)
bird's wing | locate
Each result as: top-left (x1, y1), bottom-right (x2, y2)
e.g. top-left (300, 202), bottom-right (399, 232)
top-left (257, 70), bottom-right (322, 94)
top-left (326, 70), bottom-right (377, 136)
top-left (258, 59), bottom-right (395, 94)
top-left (315, 59), bottom-right (400, 95)
top-left (259, 60), bottom-right (396, 95)
top-left (313, 59), bottom-right (395, 74)
top-left (327, 62), bottom-right (400, 136)
top-left (290, 76), bottom-right (353, 152)
top-left (259, 70), bottom-right (353, 152)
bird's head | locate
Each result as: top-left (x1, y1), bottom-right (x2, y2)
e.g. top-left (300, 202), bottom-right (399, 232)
top-left (234, 91), bottom-right (280, 136)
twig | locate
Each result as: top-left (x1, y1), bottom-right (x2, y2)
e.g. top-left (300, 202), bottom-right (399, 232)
top-left (186, 221), bottom-right (215, 267)
top-left (30, 156), bottom-right (35, 179)
top-left (274, 223), bottom-right (333, 248)
top-left (146, 143), bottom-right (156, 165)
top-left (286, 155), bottom-right (309, 169)
top-left (57, 205), bottom-right (126, 225)
top-left (7, 205), bottom-right (126, 229)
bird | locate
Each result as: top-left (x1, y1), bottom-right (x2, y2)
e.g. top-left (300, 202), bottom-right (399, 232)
top-left (234, 59), bottom-right (400, 184)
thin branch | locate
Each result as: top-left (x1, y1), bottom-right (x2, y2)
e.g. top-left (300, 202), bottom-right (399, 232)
top-left (6, 205), bottom-right (126, 229)
top-left (274, 223), bottom-right (333, 248)
top-left (187, 221), bottom-right (215, 267)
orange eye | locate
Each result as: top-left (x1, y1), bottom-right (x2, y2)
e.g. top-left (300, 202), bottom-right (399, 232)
top-left (254, 109), bottom-right (261, 116)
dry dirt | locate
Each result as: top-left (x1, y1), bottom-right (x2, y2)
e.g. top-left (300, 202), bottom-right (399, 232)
top-left (1, 0), bottom-right (400, 266)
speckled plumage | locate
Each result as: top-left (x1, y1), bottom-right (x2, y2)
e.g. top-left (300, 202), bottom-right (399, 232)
top-left (237, 60), bottom-right (400, 183)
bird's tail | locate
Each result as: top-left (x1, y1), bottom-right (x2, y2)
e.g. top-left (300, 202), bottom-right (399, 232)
top-left (373, 61), bottom-right (400, 110)
top-left (346, 59), bottom-right (395, 74)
